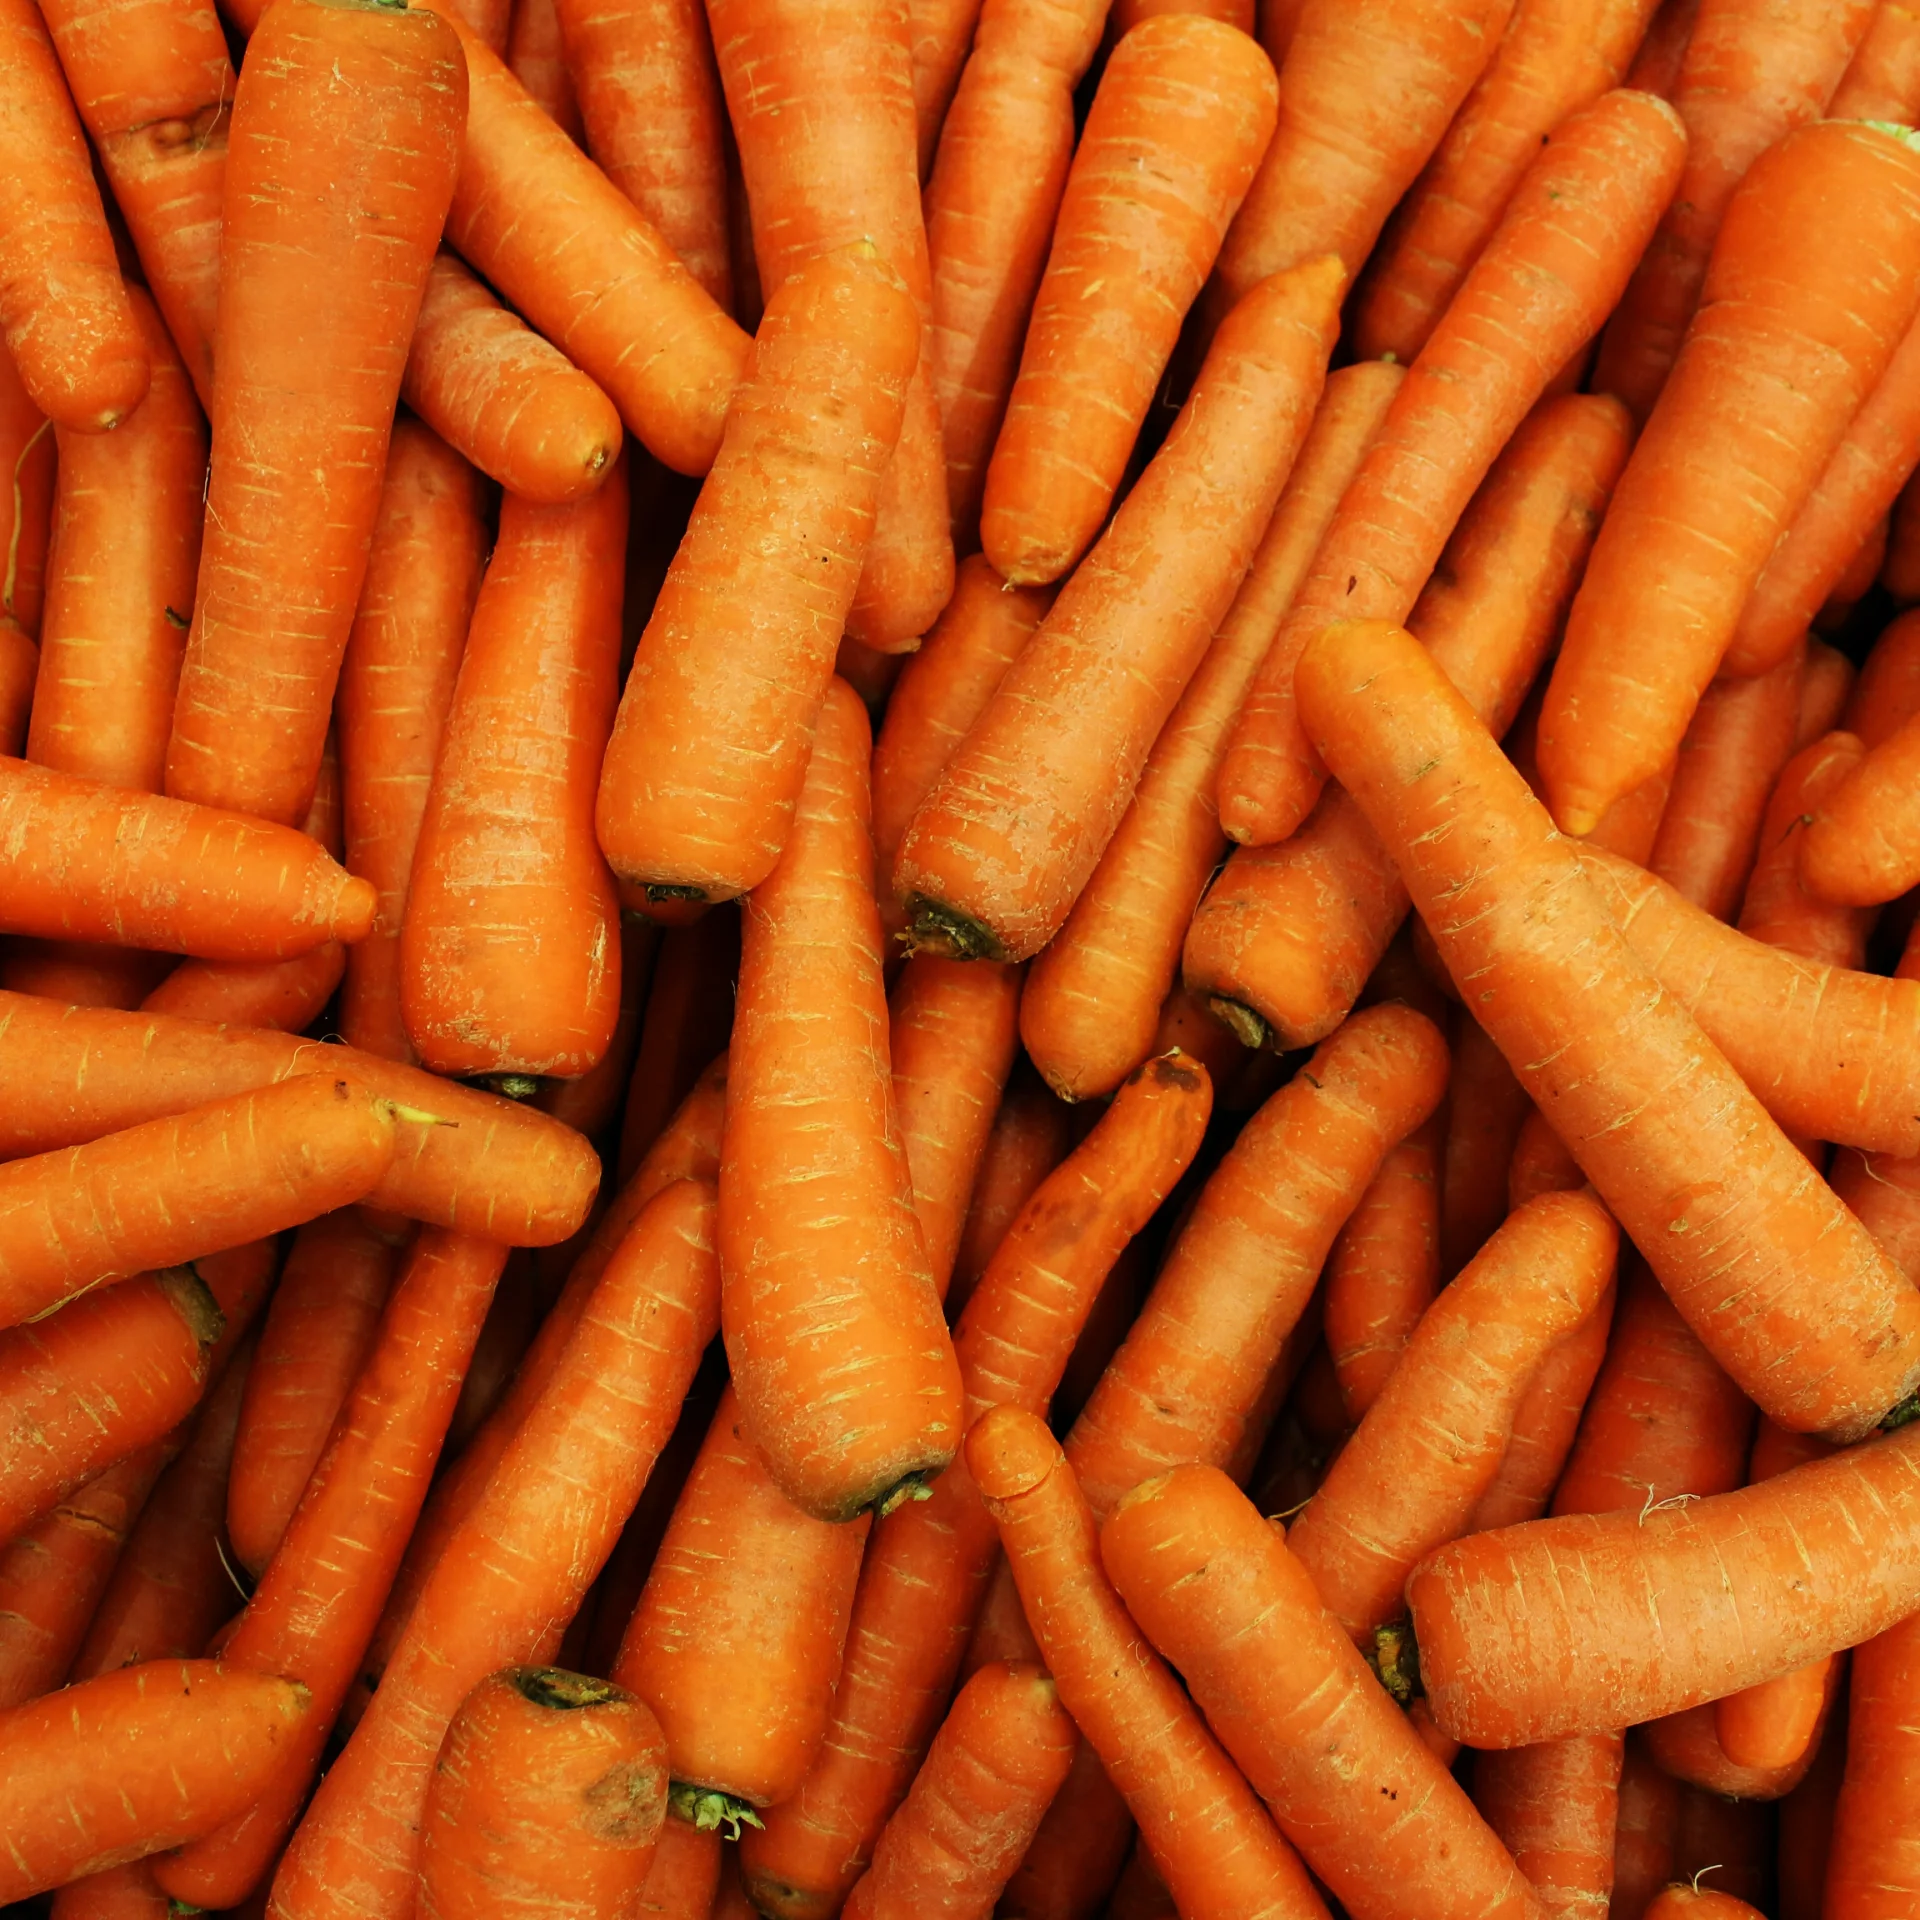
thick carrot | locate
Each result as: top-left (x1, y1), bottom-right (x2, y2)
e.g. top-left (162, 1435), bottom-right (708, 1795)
top-left (968, 1406), bottom-right (1331, 1920)
top-left (613, 1385), bottom-right (869, 1820)
top-left (1353, 0), bottom-right (1663, 364)
top-left (164, 0), bottom-right (463, 827)
top-left (0, 0), bottom-right (148, 432)
top-left (945, 1061), bottom-right (1071, 1315)
top-left (507, 0), bottom-right (583, 134)
top-left (402, 467), bottom-right (626, 1083)
top-left (840, 1662), bottom-right (1076, 1920)
top-left (1592, 0), bottom-right (1876, 422)
top-left (977, 14), bottom-right (1278, 586)
top-left (1216, 91), bottom-right (1685, 848)
top-left (1822, 1609), bottom-right (1920, 1920)
top-left (899, 259), bottom-right (1342, 965)
top-left (1473, 1732), bottom-right (1624, 1920)
top-left (906, 0), bottom-right (983, 177)
top-left (1105, 1463), bottom-right (1547, 1920)
top-left (417, 1669), bottom-right (667, 1919)
top-left (1067, 1004), bottom-right (1447, 1517)
top-left (615, 923), bottom-right (736, 1179)
top-left (1735, 732), bottom-right (1873, 971)
top-left (402, 254), bottom-right (624, 505)
top-left (34, 0), bottom-right (231, 407)
top-left (1543, 122), bottom-right (1920, 835)
top-left (594, 249), bottom-right (918, 905)
top-left (267, 1179), bottom-right (718, 1920)
top-left (1297, 618), bottom-right (1920, 1438)
top-left (993, 1742), bottom-right (1132, 1920)
top-left (706, 0), bottom-right (952, 649)
top-left (551, 0), bottom-right (731, 307)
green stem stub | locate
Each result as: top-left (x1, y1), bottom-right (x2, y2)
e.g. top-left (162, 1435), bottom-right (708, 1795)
top-left (1207, 996), bottom-right (1269, 1051)
top-left (874, 1470), bottom-right (938, 1520)
top-left (646, 883), bottom-right (708, 905)
top-left (1883, 1392), bottom-right (1920, 1432)
top-left (1369, 1622), bottom-right (1422, 1706)
top-left (514, 1667), bottom-right (622, 1712)
top-left (670, 1784), bottom-right (764, 1840)
top-left (481, 1074), bottom-right (542, 1101)
top-left (905, 896), bottom-right (1005, 963)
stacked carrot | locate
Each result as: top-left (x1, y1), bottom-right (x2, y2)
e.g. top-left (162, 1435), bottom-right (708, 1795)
top-left (7, 0), bottom-right (1920, 1914)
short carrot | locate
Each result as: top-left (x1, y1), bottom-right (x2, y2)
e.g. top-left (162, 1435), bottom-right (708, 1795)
top-left (47, 1863), bottom-right (172, 1920)
top-left (507, 0), bottom-right (584, 136)
top-left (418, 1669), bottom-right (668, 1920)
top-left (594, 247), bottom-right (918, 905)
top-left (615, 924), bottom-right (736, 1180)
top-left (1822, 1609), bottom-right (1920, 1920)
top-left (977, 13), bottom-right (1279, 586)
top-left (945, 1061), bottom-right (1072, 1315)
top-left (1735, 732), bottom-right (1874, 972)
top-left (1472, 1731), bottom-right (1626, 1920)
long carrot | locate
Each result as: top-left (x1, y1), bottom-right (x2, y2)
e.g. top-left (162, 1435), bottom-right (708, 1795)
top-left (402, 466), bottom-right (626, 1083)
top-left (969, 1406), bottom-right (1332, 1920)
top-left (1823, 1609), bottom-right (1920, 1920)
top-left (1104, 1463), bottom-right (1547, 1920)
top-left (1542, 122), bottom-right (1920, 836)
top-left (615, 925), bottom-right (736, 1179)
top-left (899, 257), bottom-right (1342, 965)
top-left (418, 1668), bottom-right (668, 1919)
top-left (946, 1062), bottom-right (1071, 1315)
top-left (594, 247), bottom-right (918, 905)
top-left (1215, 90), bottom-right (1684, 848)
top-left (1473, 1731), bottom-right (1626, 1920)
top-left (1297, 618), bottom-right (1920, 1439)
top-left (906, 0), bottom-right (982, 176)
top-left (977, 14), bottom-right (1278, 586)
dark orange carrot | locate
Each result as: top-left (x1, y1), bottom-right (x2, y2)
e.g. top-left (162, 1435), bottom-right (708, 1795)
top-left (46, 1862), bottom-right (173, 1920)
top-left (1800, 640), bottom-right (1860, 750)
top-left (1643, 1891), bottom-right (1766, 1920)
top-left (1472, 1731), bottom-right (1626, 1920)
top-left (1609, 1738), bottom-right (1682, 1920)
top-left (615, 919), bottom-right (736, 1180)
top-left (0, 343), bottom-right (54, 642)
top-left (1736, 733), bottom-right (1874, 972)
top-left (1823, 1608), bottom-right (1920, 1920)
top-left (1776, 1707), bottom-right (1847, 1920)
top-left (1441, 1015), bottom-right (1530, 1280)
top-left (945, 1061), bottom-right (1072, 1317)
top-left (632, 1814), bottom-right (723, 1919)
top-left (532, 916), bottom-right (661, 1145)
top-left (507, 0), bottom-right (584, 136)
top-left (1798, 699), bottom-right (1920, 907)
top-left (993, 1740), bottom-right (1133, 1920)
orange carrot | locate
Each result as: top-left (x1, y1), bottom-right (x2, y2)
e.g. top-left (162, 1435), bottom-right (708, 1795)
top-left (906, 0), bottom-right (984, 177)
top-left (841, 1662), bottom-right (1077, 1920)
top-left (1441, 1015), bottom-right (1531, 1279)
top-left (1216, 91), bottom-right (1685, 848)
top-left (1643, 1891), bottom-right (1766, 1920)
top-left (633, 1816), bottom-right (723, 1919)
top-left (532, 915), bottom-right (661, 1144)
top-left (1609, 1739), bottom-right (1682, 1920)
top-left (1735, 732), bottom-right (1874, 971)
top-left (1473, 1731), bottom-right (1626, 1920)
top-left (402, 465), bottom-right (627, 1083)
top-left (977, 14), bottom-right (1279, 586)
top-left (47, 1863), bottom-right (173, 1920)
top-left (1592, 0), bottom-right (1877, 422)
top-left (993, 1742), bottom-right (1132, 1920)
top-left (1799, 640), bottom-right (1858, 750)
top-left (1776, 1711), bottom-right (1847, 1920)
top-left (594, 248), bottom-right (918, 905)
top-left (1798, 699), bottom-right (1920, 906)
top-left (1508, 1105), bottom-right (1584, 1212)
top-left (899, 258), bottom-right (1342, 965)
top-left (0, 344), bottom-right (54, 644)
top-left (1823, 1609), bottom-right (1920, 1920)
top-left (1297, 618), bottom-right (1920, 1438)
top-left (418, 1669), bottom-right (668, 1919)
top-left (507, 0), bottom-right (584, 135)
top-left (945, 1061), bottom-right (1071, 1316)
top-left (615, 921), bottom-right (736, 1180)
top-left (1833, 0), bottom-right (1920, 117)
top-left (1104, 1463), bottom-right (1547, 1920)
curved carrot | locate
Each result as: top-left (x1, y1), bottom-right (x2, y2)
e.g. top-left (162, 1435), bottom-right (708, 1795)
top-left (906, 0), bottom-right (984, 177)
top-left (1543, 121), bottom-right (1920, 836)
top-left (1297, 618), bottom-right (1920, 1439)
top-left (403, 466), bottom-right (627, 1082)
top-left (1217, 90), bottom-right (1685, 848)
top-left (0, 0), bottom-right (148, 432)
top-left (403, 254), bottom-right (624, 505)
top-left (946, 1062), bottom-right (1071, 1315)
top-left (899, 257), bottom-right (1342, 964)
top-left (978, 14), bottom-right (1278, 586)
top-left (1472, 1732), bottom-right (1626, 1920)
top-left (1104, 1463), bottom-right (1546, 1920)
top-left (1823, 1609), bottom-right (1920, 1920)
top-left (418, 1669), bottom-right (668, 1919)
top-left (1735, 732), bottom-right (1873, 970)
top-left (968, 1406), bottom-right (1331, 1920)
top-left (994, 1743), bottom-right (1132, 1920)
top-left (1641, 1674), bottom-right (1844, 1804)
top-left (595, 247), bottom-right (918, 905)
top-left (615, 923), bottom-right (736, 1179)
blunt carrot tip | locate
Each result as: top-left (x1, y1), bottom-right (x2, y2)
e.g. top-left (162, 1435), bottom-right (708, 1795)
top-left (669, 1782), bottom-right (765, 1840)
top-left (905, 897), bottom-right (1005, 963)
top-left (1206, 996), bottom-right (1268, 1051)
top-left (510, 1668), bottom-right (624, 1710)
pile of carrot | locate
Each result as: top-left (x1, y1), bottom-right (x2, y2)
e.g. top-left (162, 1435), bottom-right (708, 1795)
top-left (8, 0), bottom-right (1920, 1913)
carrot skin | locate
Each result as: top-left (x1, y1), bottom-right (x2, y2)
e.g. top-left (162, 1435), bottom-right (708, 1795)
top-left (945, 1062), bottom-right (1071, 1316)
top-left (1473, 1732), bottom-right (1625, 1920)
top-left (1823, 1609), bottom-right (1920, 1920)
top-left (993, 1738), bottom-right (1133, 1920)
top-left (615, 925), bottom-right (735, 1181)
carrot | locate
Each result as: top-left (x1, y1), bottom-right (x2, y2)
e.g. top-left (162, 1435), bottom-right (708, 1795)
top-left (1216, 91), bottom-right (1685, 849)
top-left (1846, 609), bottom-right (1920, 747)
top-left (1778, 1709), bottom-right (1848, 1920)
top-left (1833, 0), bottom-right (1920, 117)
top-left (1610, 1738), bottom-right (1682, 1920)
top-left (900, 259), bottom-right (1342, 965)
top-left (594, 250), bottom-right (918, 906)
top-left (907, 0), bottom-right (982, 173)
top-left (1798, 698), bottom-right (1920, 906)
top-left (706, 0), bottom-right (952, 650)
top-left (1440, 1016), bottom-right (1530, 1279)
top-left (968, 1406), bottom-right (1331, 1920)
top-left (841, 1662), bottom-right (1077, 1920)
top-left (1353, 0), bottom-right (1663, 364)
top-left (550, 0), bottom-right (731, 307)
top-left (418, 1668), bottom-right (668, 1919)
top-left (0, 0), bottom-right (148, 432)
top-left (1067, 1003), bottom-right (1448, 1518)
top-left (1473, 1732), bottom-right (1625, 1920)
top-left (507, 0), bottom-right (584, 135)
top-left (1644, 1888), bottom-right (1766, 1920)
top-left (402, 468), bottom-right (626, 1083)
top-left (0, 344), bottom-right (54, 643)
top-left (267, 1179), bottom-right (718, 1920)
top-left (1823, 1609), bottom-right (1920, 1920)
top-left (1297, 618), bottom-right (1920, 1439)
top-left (946, 1061), bottom-right (1071, 1316)
top-left (977, 15), bottom-right (1278, 586)
top-left (1592, 0), bottom-right (1877, 423)
top-left (993, 1741), bottom-right (1133, 1920)
top-left (635, 1815), bottom-right (723, 1919)
top-left (613, 1385), bottom-right (869, 1821)
top-left (1644, 1673), bottom-right (1844, 1802)
top-left (1323, 1119), bottom-right (1443, 1422)
top-left (1104, 1463), bottom-right (1547, 1920)
top-left (531, 915), bottom-right (660, 1145)
top-left (615, 923), bottom-right (736, 1179)
top-left (1507, 1105), bottom-right (1582, 1210)
top-left (1017, 349), bottom-right (1377, 1103)
top-left (1735, 732), bottom-right (1874, 971)
top-left (47, 1864), bottom-right (172, 1920)
top-left (920, 0), bottom-right (1106, 539)
top-left (1646, 643), bottom-right (1803, 920)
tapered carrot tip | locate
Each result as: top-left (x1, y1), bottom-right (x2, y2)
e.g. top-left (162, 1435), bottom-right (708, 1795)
top-left (71, 351), bottom-right (152, 435)
top-left (330, 873), bottom-right (379, 944)
top-left (965, 1403), bottom-right (1061, 1502)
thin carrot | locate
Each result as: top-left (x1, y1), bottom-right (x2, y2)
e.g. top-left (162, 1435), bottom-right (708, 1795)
top-left (994, 1742), bottom-right (1132, 1920)
top-left (635, 1816), bottom-right (723, 1919)
top-left (1592, 0), bottom-right (1876, 422)
top-left (945, 1061), bottom-right (1071, 1316)
top-left (977, 14), bottom-right (1279, 586)
top-left (1846, 610), bottom-right (1920, 747)
top-left (507, 0), bottom-right (584, 135)
top-left (615, 923), bottom-right (736, 1180)
top-left (1735, 732), bottom-right (1874, 971)
top-left (418, 1669), bottom-right (668, 1919)
top-left (550, 0), bottom-right (731, 307)
top-left (0, 345), bottom-right (54, 643)
top-left (907, 0), bottom-right (983, 177)
top-left (1104, 1463), bottom-right (1547, 1920)
top-left (1441, 1015), bottom-right (1531, 1280)
top-left (0, 944), bottom-right (172, 1013)
top-left (532, 915), bottom-right (661, 1144)
top-left (841, 1662), bottom-right (1077, 1920)
top-left (968, 1406), bottom-right (1332, 1920)
top-left (1608, 1739), bottom-right (1682, 1920)
top-left (1216, 91), bottom-right (1685, 848)
top-left (1776, 1711), bottom-right (1847, 1920)
top-left (900, 257), bottom-right (1343, 965)
top-left (594, 247), bottom-right (919, 905)
top-left (1296, 618), bottom-right (1920, 1439)
top-left (402, 465), bottom-right (627, 1083)
top-left (1473, 1731), bottom-right (1625, 1920)
top-left (1823, 1609), bottom-right (1920, 1920)
top-left (1507, 1105), bottom-right (1583, 1211)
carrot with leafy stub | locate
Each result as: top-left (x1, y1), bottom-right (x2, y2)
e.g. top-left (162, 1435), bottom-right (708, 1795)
top-left (1104, 1464), bottom-right (1548, 1920)
top-left (418, 1669), bottom-right (667, 1920)
top-left (994, 1743), bottom-right (1132, 1920)
top-left (615, 926), bottom-right (735, 1179)
top-left (507, 0), bottom-right (584, 134)
top-left (1473, 1731), bottom-right (1625, 1920)
top-left (945, 1062), bottom-right (1071, 1316)
top-left (1822, 1609), bottom-right (1920, 1920)
top-left (594, 248), bottom-right (918, 905)
top-left (1217, 91), bottom-right (1684, 848)
top-left (1298, 619), bottom-right (1920, 1439)
top-left (1735, 732), bottom-right (1874, 970)
top-left (900, 258), bottom-right (1341, 965)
